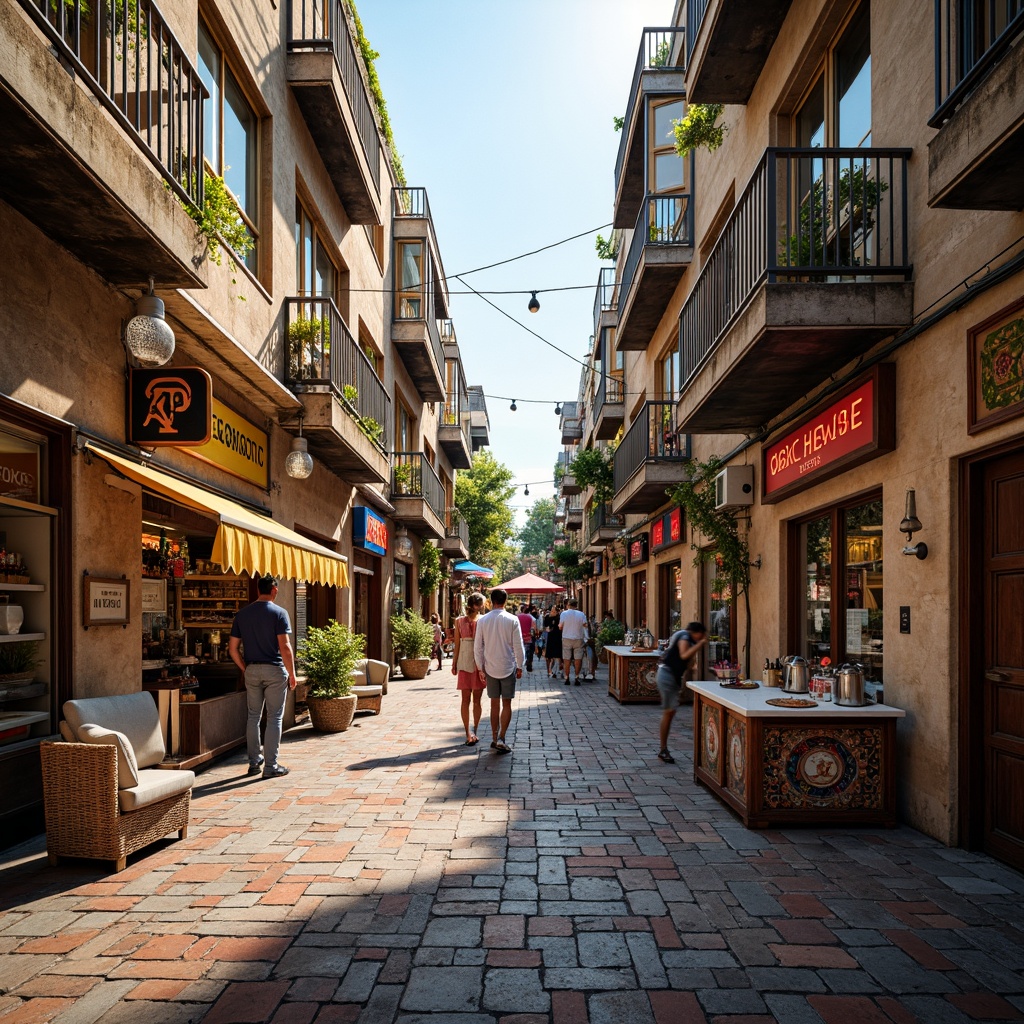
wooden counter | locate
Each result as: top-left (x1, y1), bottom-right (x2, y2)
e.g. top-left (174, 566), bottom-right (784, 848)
top-left (686, 680), bottom-right (906, 828)
top-left (605, 646), bottom-right (662, 704)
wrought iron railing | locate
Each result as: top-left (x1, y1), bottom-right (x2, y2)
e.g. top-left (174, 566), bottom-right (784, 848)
top-left (19, 0), bottom-right (206, 210)
top-left (679, 147), bottom-right (911, 387)
top-left (592, 266), bottom-right (618, 335)
top-left (588, 504), bottom-right (625, 541)
top-left (595, 372), bottom-right (625, 424)
top-left (444, 509), bottom-right (469, 549)
top-left (565, 495), bottom-right (584, 520)
top-left (284, 297), bottom-right (390, 453)
top-left (686, 0), bottom-right (710, 60)
top-left (391, 452), bottom-right (444, 521)
top-left (286, 0), bottom-right (381, 190)
top-left (613, 401), bottom-right (691, 494)
top-left (620, 194), bottom-right (693, 305)
top-left (614, 28), bottom-right (687, 187)
top-left (931, 0), bottom-right (1024, 126)
top-left (393, 186), bottom-right (431, 219)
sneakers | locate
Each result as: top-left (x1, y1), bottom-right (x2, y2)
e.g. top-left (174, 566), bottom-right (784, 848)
top-left (262, 764), bottom-right (290, 779)
top-left (247, 757), bottom-right (265, 776)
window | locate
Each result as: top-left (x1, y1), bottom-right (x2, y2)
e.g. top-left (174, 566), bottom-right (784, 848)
top-left (197, 23), bottom-right (259, 272)
top-left (396, 240), bottom-right (424, 319)
top-left (657, 342), bottom-right (680, 399)
top-left (443, 360), bottom-right (462, 426)
top-left (396, 399), bottom-right (415, 452)
top-left (703, 553), bottom-right (734, 674)
top-left (649, 99), bottom-right (686, 194)
top-left (793, 495), bottom-right (884, 683)
top-left (295, 200), bottom-right (336, 299)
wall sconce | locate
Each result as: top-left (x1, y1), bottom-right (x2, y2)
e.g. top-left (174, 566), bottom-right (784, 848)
top-left (528, 291), bottom-right (540, 314)
top-left (899, 488), bottom-right (928, 559)
top-left (394, 524), bottom-right (414, 558)
top-left (284, 417), bottom-right (314, 479)
top-left (124, 277), bottom-right (175, 367)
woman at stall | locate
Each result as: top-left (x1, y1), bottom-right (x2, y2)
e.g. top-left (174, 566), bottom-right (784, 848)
top-left (543, 603), bottom-right (563, 679)
top-left (452, 592), bottom-right (486, 745)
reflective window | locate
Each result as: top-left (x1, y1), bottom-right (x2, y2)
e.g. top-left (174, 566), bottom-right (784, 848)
top-left (396, 241), bottom-right (424, 319)
top-left (650, 99), bottom-right (686, 194)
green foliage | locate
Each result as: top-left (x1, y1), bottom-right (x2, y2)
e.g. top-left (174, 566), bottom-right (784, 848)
top-left (190, 171), bottom-right (254, 268)
top-left (651, 39), bottom-right (671, 67)
top-left (596, 617), bottom-right (625, 654)
top-left (418, 541), bottom-right (444, 596)
top-left (570, 447), bottom-right (615, 505)
top-left (358, 416), bottom-right (383, 444)
top-left (0, 640), bottom-right (41, 676)
top-left (612, 115), bottom-right (625, 132)
top-left (287, 315), bottom-right (330, 379)
top-left (673, 103), bottom-right (726, 156)
top-left (390, 611), bottom-right (435, 659)
top-left (595, 232), bottom-right (619, 261)
top-left (519, 498), bottom-right (557, 558)
top-left (299, 620), bottom-right (364, 699)
top-left (551, 544), bottom-right (584, 581)
top-left (342, 383), bottom-right (358, 406)
top-left (454, 450), bottom-right (517, 567)
top-left (392, 462), bottom-right (413, 492)
top-left (345, 0), bottom-right (406, 186)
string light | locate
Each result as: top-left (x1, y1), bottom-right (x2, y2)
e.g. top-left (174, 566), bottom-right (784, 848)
top-left (528, 291), bottom-right (540, 313)
top-left (555, 402), bottom-right (562, 415)
top-left (524, 485), bottom-right (530, 496)
top-left (510, 399), bottom-right (517, 411)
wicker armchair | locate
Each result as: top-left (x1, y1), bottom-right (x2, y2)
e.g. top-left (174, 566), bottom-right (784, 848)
top-left (355, 658), bottom-right (391, 695)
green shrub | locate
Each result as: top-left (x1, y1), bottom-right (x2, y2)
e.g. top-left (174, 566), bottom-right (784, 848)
top-left (390, 612), bottom-right (435, 660)
top-left (299, 620), bottom-right (364, 699)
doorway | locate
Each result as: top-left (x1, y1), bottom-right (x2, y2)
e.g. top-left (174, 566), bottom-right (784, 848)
top-left (962, 446), bottom-right (1024, 871)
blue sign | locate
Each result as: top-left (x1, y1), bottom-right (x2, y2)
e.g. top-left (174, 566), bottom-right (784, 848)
top-left (352, 506), bottom-right (388, 556)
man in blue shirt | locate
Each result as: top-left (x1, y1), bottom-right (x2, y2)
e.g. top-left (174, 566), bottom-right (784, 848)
top-left (228, 575), bottom-right (297, 778)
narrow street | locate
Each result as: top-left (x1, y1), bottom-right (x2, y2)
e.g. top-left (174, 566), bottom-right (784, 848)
top-left (2, 666), bottom-right (1022, 1024)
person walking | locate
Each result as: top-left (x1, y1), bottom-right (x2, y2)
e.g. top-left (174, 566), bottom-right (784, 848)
top-left (429, 613), bottom-right (444, 673)
top-left (516, 603), bottom-right (536, 673)
top-left (543, 603), bottom-right (563, 678)
top-left (451, 591), bottom-right (486, 745)
top-left (559, 598), bottom-right (589, 685)
top-left (474, 587), bottom-right (524, 754)
top-left (227, 575), bottom-right (297, 779)
top-left (655, 620), bottom-right (709, 764)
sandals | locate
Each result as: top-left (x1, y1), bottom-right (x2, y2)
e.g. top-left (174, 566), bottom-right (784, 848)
top-left (657, 749), bottom-right (676, 764)
top-left (465, 736), bottom-right (479, 746)
top-left (492, 739), bottom-right (511, 754)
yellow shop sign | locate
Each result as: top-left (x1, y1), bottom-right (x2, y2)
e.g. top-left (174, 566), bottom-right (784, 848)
top-left (187, 399), bottom-right (268, 488)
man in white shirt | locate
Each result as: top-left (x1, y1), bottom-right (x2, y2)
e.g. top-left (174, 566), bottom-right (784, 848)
top-left (474, 588), bottom-right (525, 753)
top-left (559, 598), bottom-right (589, 685)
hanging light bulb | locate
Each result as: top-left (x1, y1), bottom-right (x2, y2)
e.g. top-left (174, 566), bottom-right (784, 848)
top-left (510, 399), bottom-right (517, 412)
top-left (555, 402), bottom-right (562, 416)
top-left (124, 277), bottom-right (175, 367)
top-left (285, 417), bottom-right (314, 479)
top-left (528, 291), bottom-right (540, 313)
top-left (524, 485), bottom-right (530, 497)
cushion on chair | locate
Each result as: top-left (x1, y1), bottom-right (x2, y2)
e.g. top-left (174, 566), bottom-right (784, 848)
top-left (349, 671), bottom-right (367, 687)
top-left (351, 684), bottom-right (384, 698)
top-left (357, 659), bottom-right (391, 690)
top-left (58, 721), bottom-right (76, 743)
top-left (118, 767), bottom-right (196, 813)
top-left (63, 692), bottom-right (166, 768)
top-left (77, 723), bottom-right (141, 788)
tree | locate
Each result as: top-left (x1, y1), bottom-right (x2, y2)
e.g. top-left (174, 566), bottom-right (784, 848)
top-left (454, 450), bottom-right (516, 568)
top-left (519, 498), bottom-right (556, 558)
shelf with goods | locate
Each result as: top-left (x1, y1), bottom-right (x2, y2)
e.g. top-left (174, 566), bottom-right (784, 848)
top-left (180, 575), bottom-right (249, 629)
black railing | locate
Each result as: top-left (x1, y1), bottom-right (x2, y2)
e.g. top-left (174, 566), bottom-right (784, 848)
top-left (679, 147), bottom-right (911, 387)
top-left (592, 266), bottom-right (618, 334)
top-left (614, 28), bottom-right (687, 187)
top-left (287, 0), bottom-right (381, 191)
top-left (620, 194), bottom-right (693, 305)
top-left (595, 372), bottom-right (625, 424)
top-left (19, 0), bottom-right (205, 210)
top-left (613, 402), bottom-right (691, 494)
top-left (589, 504), bottom-right (625, 541)
top-left (392, 452), bottom-right (444, 521)
top-left (565, 495), bottom-right (584, 519)
top-left (284, 297), bottom-right (390, 453)
top-left (445, 509), bottom-right (469, 549)
top-left (686, 0), bottom-right (710, 59)
top-left (393, 186), bottom-right (431, 220)
top-left (932, 0), bottom-right (1024, 125)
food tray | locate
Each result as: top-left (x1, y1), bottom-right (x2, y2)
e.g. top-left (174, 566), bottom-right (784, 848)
top-left (720, 680), bottom-right (759, 689)
top-left (765, 697), bottom-right (818, 708)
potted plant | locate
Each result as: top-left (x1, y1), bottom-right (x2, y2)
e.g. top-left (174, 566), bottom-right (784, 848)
top-left (287, 314), bottom-right (330, 380)
top-left (392, 463), bottom-right (413, 494)
top-left (299, 620), bottom-right (365, 733)
top-left (390, 611), bottom-right (434, 679)
top-left (596, 617), bottom-right (626, 663)
top-left (0, 640), bottom-right (40, 685)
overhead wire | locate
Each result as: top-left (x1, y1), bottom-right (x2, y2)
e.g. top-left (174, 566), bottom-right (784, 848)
top-left (451, 223), bottom-right (613, 277)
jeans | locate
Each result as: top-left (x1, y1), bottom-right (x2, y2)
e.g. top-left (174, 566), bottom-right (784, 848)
top-left (524, 640), bottom-right (534, 672)
top-left (245, 663), bottom-right (289, 769)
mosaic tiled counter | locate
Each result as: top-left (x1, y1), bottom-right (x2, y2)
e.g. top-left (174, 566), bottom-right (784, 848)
top-left (605, 646), bottom-right (661, 704)
top-left (686, 680), bottom-right (906, 828)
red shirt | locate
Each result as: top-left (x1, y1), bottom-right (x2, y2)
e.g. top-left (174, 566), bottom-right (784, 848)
top-left (516, 613), bottom-right (534, 643)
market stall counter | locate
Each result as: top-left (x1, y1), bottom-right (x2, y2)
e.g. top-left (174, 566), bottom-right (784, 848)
top-left (686, 679), bottom-right (905, 829)
top-left (605, 645), bottom-right (662, 704)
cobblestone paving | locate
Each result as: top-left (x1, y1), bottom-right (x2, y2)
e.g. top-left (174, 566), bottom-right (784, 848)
top-left (2, 666), bottom-right (1023, 1023)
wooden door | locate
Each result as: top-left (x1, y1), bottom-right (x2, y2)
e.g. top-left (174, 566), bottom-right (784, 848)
top-left (982, 450), bottom-right (1024, 870)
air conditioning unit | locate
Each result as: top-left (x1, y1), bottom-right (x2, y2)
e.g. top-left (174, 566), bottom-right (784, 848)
top-left (714, 465), bottom-right (754, 510)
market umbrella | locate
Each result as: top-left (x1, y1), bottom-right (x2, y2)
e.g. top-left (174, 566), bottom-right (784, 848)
top-left (452, 559), bottom-right (494, 579)
top-left (498, 572), bottom-right (564, 594)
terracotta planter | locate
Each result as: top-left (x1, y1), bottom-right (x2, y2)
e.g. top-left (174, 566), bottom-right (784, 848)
top-left (399, 657), bottom-right (430, 680)
top-left (306, 694), bottom-right (357, 733)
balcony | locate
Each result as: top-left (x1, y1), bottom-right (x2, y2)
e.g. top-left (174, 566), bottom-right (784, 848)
top-left (614, 28), bottom-right (686, 228)
top-left (554, 500), bottom-right (566, 524)
top-left (613, 402), bottom-right (691, 514)
top-left (684, 0), bottom-right (793, 104)
top-left (593, 266), bottom-right (619, 337)
top-left (678, 148), bottom-right (915, 433)
top-left (617, 195), bottom-right (694, 351)
top-left (928, 0), bottom-right (1024, 209)
top-left (594, 373), bottom-right (626, 441)
top-left (560, 402), bottom-right (583, 444)
top-left (0, 0), bottom-right (207, 288)
top-left (286, 0), bottom-right (381, 224)
top-left (284, 297), bottom-right (391, 484)
top-left (467, 386), bottom-right (490, 451)
top-left (560, 473), bottom-right (581, 497)
top-left (391, 452), bottom-right (445, 540)
top-left (586, 504), bottom-right (626, 554)
top-left (441, 509), bottom-right (469, 561)
top-left (440, 371), bottom-right (472, 471)
top-left (565, 496), bottom-right (584, 529)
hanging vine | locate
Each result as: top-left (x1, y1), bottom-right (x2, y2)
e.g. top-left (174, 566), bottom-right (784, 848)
top-left (418, 541), bottom-right (444, 595)
top-left (570, 446), bottom-right (615, 505)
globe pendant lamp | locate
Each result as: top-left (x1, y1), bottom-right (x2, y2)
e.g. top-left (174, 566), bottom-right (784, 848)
top-left (395, 524), bottom-right (413, 558)
top-left (285, 418), bottom-right (314, 479)
top-left (124, 277), bottom-right (175, 367)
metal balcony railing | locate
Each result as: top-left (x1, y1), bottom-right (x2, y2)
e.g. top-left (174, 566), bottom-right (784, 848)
top-left (445, 509), bottom-right (469, 549)
top-left (932, 0), bottom-right (1024, 126)
top-left (595, 372), bottom-right (625, 422)
top-left (393, 186), bottom-right (431, 220)
top-left (592, 266), bottom-right (618, 335)
top-left (686, 0), bottom-right (711, 60)
top-left (19, 0), bottom-right (206, 210)
top-left (284, 297), bottom-right (391, 453)
top-left (613, 401), bottom-right (691, 494)
top-left (287, 0), bottom-right (381, 190)
top-left (588, 504), bottom-right (625, 540)
top-left (679, 147), bottom-right (911, 387)
top-left (392, 452), bottom-right (445, 521)
top-left (620, 194), bottom-right (693, 306)
top-left (614, 28), bottom-right (687, 188)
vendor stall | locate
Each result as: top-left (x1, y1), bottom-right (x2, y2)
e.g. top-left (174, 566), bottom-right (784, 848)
top-left (686, 679), bottom-right (905, 828)
top-left (605, 645), bottom-right (661, 703)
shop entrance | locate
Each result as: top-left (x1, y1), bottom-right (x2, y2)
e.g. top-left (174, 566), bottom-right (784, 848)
top-left (963, 447), bottom-right (1024, 871)
top-left (352, 555), bottom-right (382, 660)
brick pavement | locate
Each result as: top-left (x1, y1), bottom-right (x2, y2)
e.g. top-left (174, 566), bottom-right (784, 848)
top-left (1, 666), bottom-right (1023, 1023)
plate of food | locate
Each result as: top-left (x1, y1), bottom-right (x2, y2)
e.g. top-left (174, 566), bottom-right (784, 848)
top-left (720, 680), bottom-right (759, 689)
top-left (765, 697), bottom-right (818, 708)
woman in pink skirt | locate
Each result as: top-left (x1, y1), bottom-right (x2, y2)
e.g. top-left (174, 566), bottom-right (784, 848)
top-left (452, 591), bottom-right (486, 745)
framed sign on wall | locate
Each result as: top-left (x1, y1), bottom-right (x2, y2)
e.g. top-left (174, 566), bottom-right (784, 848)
top-left (968, 298), bottom-right (1024, 434)
top-left (83, 574), bottom-right (130, 629)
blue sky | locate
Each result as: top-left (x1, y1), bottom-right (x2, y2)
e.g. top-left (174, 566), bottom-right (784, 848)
top-left (358, 0), bottom-right (671, 527)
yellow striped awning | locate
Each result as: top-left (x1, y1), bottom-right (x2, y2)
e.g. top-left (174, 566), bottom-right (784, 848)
top-left (89, 445), bottom-right (349, 588)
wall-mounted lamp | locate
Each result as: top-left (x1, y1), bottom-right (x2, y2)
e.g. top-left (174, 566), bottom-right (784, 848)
top-left (528, 291), bottom-right (540, 314)
top-left (510, 399), bottom-right (517, 412)
top-left (899, 488), bottom-right (928, 559)
top-left (284, 416), bottom-right (314, 479)
top-left (555, 402), bottom-right (562, 416)
top-left (124, 277), bottom-right (175, 367)
top-left (394, 524), bottom-right (414, 558)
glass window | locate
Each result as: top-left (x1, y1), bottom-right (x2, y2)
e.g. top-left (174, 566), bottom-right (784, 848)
top-left (704, 553), bottom-right (734, 667)
top-left (798, 514), bottom-right (832, 663)
top-left (843, 499), bottom-right (883, 680)
top-left (650, 99), bottom-right (686, 194)
top-left (396, 241), bottom-right (424, 319)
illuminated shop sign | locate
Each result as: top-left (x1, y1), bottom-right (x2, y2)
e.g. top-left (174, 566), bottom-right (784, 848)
top-left (762, 365), bottom-right (895, 504)
top-left (353, 506), bottom-right (388, 556)
top-left (627, 533), bottom-right (649, 566)
top-left (651, 507), bottom-right (683, 553)
top-left (127, 367), bottom-right (212, 446)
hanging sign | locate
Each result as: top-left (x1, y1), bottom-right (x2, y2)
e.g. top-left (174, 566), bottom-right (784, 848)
top-left (187, 399), bottom-right (269, 489)
top-left (651, 507), bottom-right (684, 553)
top-left (627, 533), bottom-right (649, 567)
top-left (353, 506), bottom-right (388, 557)
top-left (762, 365), bottom-right (895, 504)
top-left (127, 367), bottom-right (212, 447)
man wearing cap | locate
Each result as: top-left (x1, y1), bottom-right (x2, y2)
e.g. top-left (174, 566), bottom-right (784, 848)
top-left (228, 575), bottom-right (297, 778)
